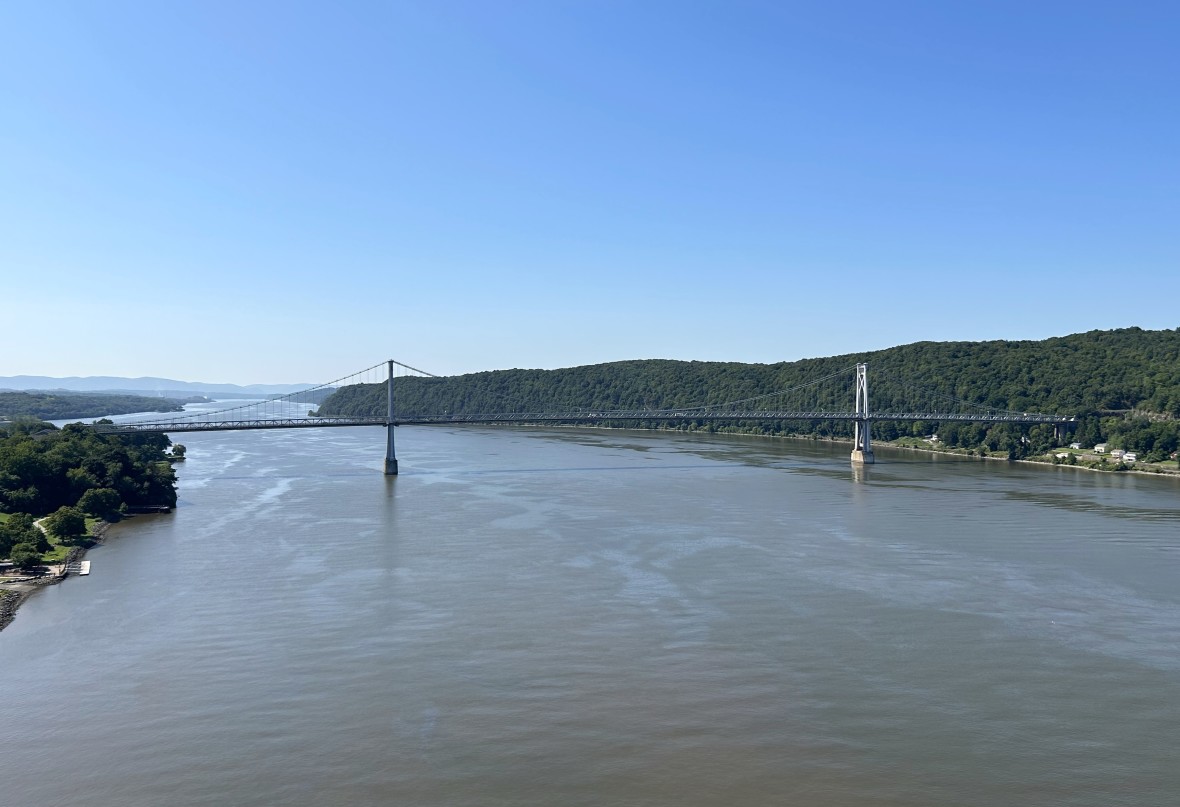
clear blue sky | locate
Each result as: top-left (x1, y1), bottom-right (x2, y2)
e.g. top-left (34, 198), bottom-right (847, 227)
top-left (2, 1), bottom-right (1177, 384)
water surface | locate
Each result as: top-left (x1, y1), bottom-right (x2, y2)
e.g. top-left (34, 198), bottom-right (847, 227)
top-left (2, 422), bottom-right (1178, 806)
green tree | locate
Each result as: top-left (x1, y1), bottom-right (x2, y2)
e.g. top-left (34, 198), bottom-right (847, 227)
top-left (78, 488), bottom-right (123, 520)
top-left (10, 542), bottom-right (41, 570)
top-left (0, 513), bottom-right (40, 556)
top-left (43, 505), bottom-right (87, 544)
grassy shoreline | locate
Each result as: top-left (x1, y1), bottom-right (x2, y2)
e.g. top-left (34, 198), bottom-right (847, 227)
top-left (0, 520), bottom-right (110, 633)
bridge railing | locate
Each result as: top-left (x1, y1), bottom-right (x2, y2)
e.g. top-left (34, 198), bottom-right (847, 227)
top-left (90, 408), bottom-right (1073, 434)
top-left (91, 417), bottom-right (389, 434)
top-left (388, 410), bottom-right (1073, 426)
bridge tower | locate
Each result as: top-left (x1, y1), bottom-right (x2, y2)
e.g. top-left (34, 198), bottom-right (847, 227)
top-left (851, 363), bottom-right (875, 465)
top-left (384, 359), bottom-right (398, 475)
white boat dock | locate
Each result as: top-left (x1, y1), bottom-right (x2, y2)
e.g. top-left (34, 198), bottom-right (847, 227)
top-left (64, 560), bottom-right (91, 576)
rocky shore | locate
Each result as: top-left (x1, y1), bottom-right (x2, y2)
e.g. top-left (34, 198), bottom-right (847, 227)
top-left (0, 588), bottom-right (25, 632)
top-left (0, 521), bottom-right (110, 633)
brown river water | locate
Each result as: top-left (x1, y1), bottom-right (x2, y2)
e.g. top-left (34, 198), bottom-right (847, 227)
top-left (2, 412), bottom-right (1178, 806)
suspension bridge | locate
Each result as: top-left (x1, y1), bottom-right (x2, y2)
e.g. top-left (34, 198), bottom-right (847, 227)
top-left (92, 360), bottom-right (1075, 473)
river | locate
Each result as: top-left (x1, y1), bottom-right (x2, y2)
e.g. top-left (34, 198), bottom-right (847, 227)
top-left (1, 416), bottom-right (1178, 806)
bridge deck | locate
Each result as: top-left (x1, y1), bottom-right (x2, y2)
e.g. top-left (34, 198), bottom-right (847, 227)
top-left (93, 410), bottom-right (1073, 434)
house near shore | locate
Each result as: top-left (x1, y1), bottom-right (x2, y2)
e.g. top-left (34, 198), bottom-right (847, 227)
top-left (1124, 452), bottom-right (1138, 462)
top-left (1111, 449), bottom-right (1125, 459)
top-left (1069, 442), bottom-right (1081, 450)
top-left (1094, 443), bottom-right (1108, 453)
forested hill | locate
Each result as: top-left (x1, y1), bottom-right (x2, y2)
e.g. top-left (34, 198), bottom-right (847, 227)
top-left (318, 328), bottom-right (1180, 417)
top-left (855, 327), bottom-right (1180, 415)
top-left (315, 328), bottom-right (1180, 458)
top-left (0, 392), bottom-right (193, 420)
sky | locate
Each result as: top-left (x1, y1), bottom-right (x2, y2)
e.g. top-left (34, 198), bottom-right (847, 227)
top-left (2, 1), bottom-right (1177, 384)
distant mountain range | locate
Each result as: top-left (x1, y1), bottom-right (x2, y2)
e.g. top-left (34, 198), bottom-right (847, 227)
top-left (0, 375), bottom-right (315, 398)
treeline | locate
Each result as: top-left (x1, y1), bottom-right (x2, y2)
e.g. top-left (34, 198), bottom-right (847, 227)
top-left (0, 391), bottom-right (190, 420)
top-left (287, 388), bottom-right (336, 406)
top-left (315, 327), bottom-right (1180, 461)
top-left (0, 419), bottom-right (179, 564)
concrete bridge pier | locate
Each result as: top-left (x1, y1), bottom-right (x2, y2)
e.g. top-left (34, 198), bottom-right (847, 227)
top-left (385, 426), bottom-right (398, 475)
top-left (384, 359), bottom-right (399, 475)
top-left (851, 363), bottom-right (875, 464)
top-left (851, 420), bottom-right (875, 464)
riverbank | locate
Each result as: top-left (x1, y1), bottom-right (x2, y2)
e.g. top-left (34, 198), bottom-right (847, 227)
top-left (874, 436), bottom-right (1180, 479)
top-left (569, 421), bottom-right (1180, 478)
top-left (544, 422), bottom-right (1180, 479)
top-left (0, 520), bottom-right (110, 633)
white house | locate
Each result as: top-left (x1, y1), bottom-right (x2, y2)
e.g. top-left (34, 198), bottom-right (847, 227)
top-left (1094, 443), bottom-right (1107, 453)
top-left (1124, 452), bottom-right (1138, 462)
top-left (1069, 442), bottom-right (1081, 450)
top-left (1111, 449), bottom-right (1125, 459)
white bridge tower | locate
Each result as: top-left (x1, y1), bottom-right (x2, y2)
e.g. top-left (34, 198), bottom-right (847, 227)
top-left (851, 363), bottom-right (875, 464)
top-left (384, 359), bottom-right (398, 475)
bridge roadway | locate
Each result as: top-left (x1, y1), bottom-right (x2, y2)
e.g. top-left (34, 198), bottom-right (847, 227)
top-left (93, 409), bottom-right (1075, 434)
